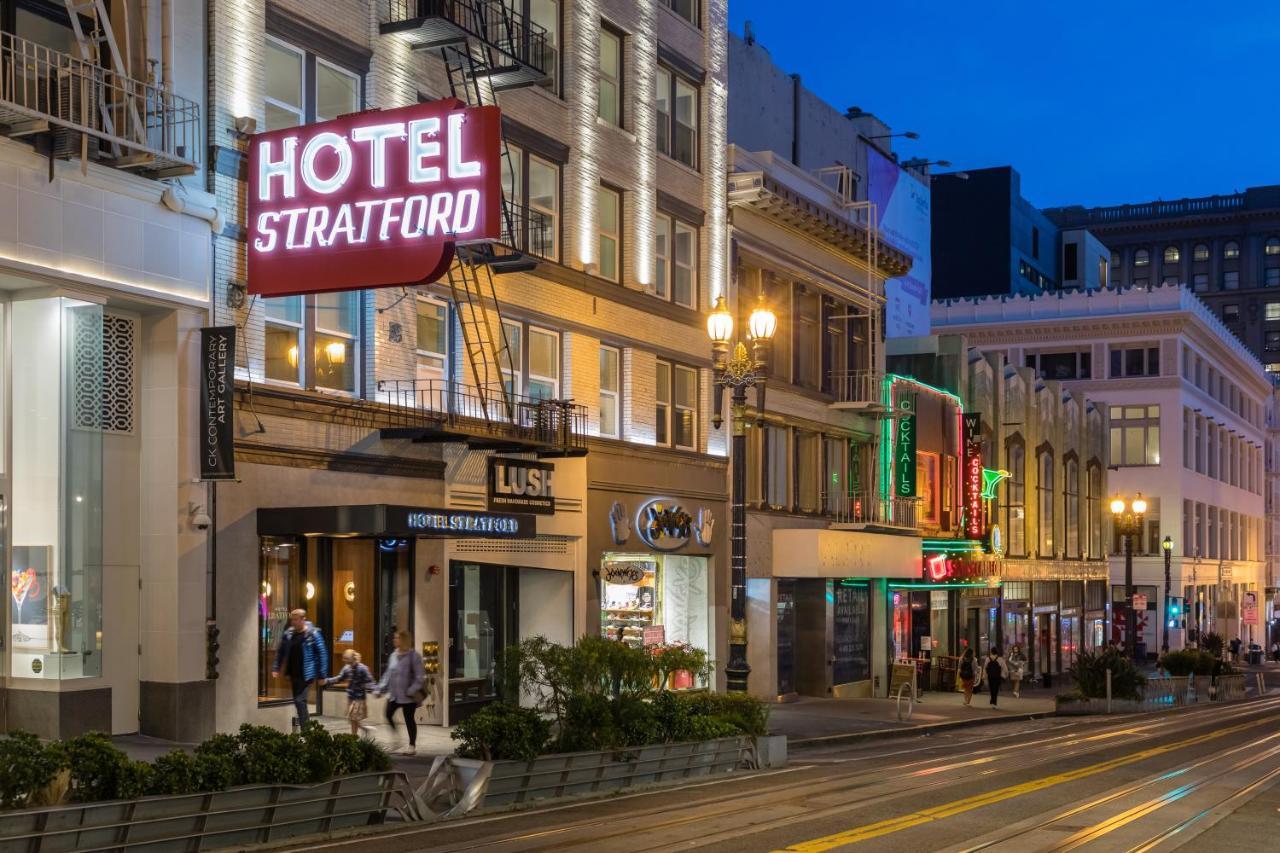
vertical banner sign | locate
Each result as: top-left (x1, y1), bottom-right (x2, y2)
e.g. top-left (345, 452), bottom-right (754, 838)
top-left (962, 413), bottom-right (984, 537)
top-left (200, 327), bottom-right (237, 481)
top-left (896, 414), bottom-right (917, 497)
top-left (1242, 590), bottom-right (1258, 626)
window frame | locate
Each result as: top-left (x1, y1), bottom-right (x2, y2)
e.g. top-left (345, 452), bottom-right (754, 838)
top-left (414, 295), bottom-right (450, 384)
top-left (1005, 435), bottom-right (1027, 558)
top-left (1266, 236), bottom-right (1280, 256)
top-left (1133, 249), bottom-right (1150, 267)
top-left (1036, 447), bottom-right (1054, 558)
top-left (653, 211), bottom-right (699, 309)
top-left (1109, 404), bottom-right (1161, 467)
top-left (1223, 240), bottom-right (1241, 259)
top-left (598, 344), bottom-right (621, 438)
top-left (504, 143), bottom-right (562, 262)
top-left (263, 293), bottom-right (363, 395)
top-left (659, 0), bottom-right (700, 28)
top-left (263, 296), bottom-right (305, 387)
top-left (311, 291), bottom-right (361, 394)
top-left (263, 36), bottom-right (305, 130)
top-left (1193, 243), bottom-right (1210, 262)
top-left (597, 23), bottom-right (624, 127)
top-left (656, 63), bottom-right (700, 170)
top-left (1163, 245), bottom-right (1180, 264)
top-left (656, 359), bottom-right (698, 451)
top-left (1064, 454), bottom-right (1080, 559)
top-left (597, 183), bottom-right (622, 282)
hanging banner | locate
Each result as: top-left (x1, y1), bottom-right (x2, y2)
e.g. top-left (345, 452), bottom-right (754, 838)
top-left (962, 413), bottom-right (984, 537)
top-left (1242, 590), bottom-right (1258, 626)
top-left (247, 99), bottom-right (503, 297)
top-left (896, 414), bottom-right (917, 497)
top-left (200, 326), bottom-right (237, 482)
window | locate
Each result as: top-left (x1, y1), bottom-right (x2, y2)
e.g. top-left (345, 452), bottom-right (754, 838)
top-left (313, 292), bottom-right (359, 392)
top-left (1062, 243), bottom-right (1077, 280)
top-left (501, 320), bottom-right (560, 401)
top-left (415, 297), bottom-right (448, 384)
top-left (597, 185), bottom-right (621, 281)
top-left (1193, 243), bottom-right (1210, 262)
top-left (1223, 241), bottom-right (1240, 259)
top-left (1193, 273), bottom-right (1209, 292)
top-left (1032, 226), bottom-right (1040, 260)
top-left (1037, 450), bottom-right (1054, 557)
top-left (660, 0), bottom-right (699, 27)
top-left (1161, 275), bottom-right (1179, 287)
top-left (1109, 405), bottom-right (1160, 466)
top-left (795, 430), bottom-right (821, 513)
top-left (793, 285), bottom-right (821, 389)
top-left (1267, 237), bottom-right (1280, 256)
top-left (764, 425), bottom-right (788, 508)
top-left (1164, 246), bottom-right (1180, 264)
top-left (1006, 438), bottom-right (1026, 557)
top-left (264, 297), bottom-right (304, 384)
top-left (263, 37), bottom-right (359, 131)
top-left (1064, 457), bottom-right (1079, 558)
top-left (654, 213), bottom-right (697, 308)
top-left (1267, 268), bottom-right (1280, 287)
top-left (1266, 303), bottom-right (1280, 322)
top-left (1268, 332), bottom-right (1280, 352)
top-left (598, 346), bottom-right (621, 437)
top-left (1026, 350), bottom-right (1091, 380)
top-left (315, 58), bottom-right (359, 120)
top-left (504, 0), bottom-right (560, 93)
top-left (1087, 463), bottom-right (1102, 559)
top-left (823, 437), bottom-right (849, 514)
top-left (1222, 304), bottom-right (1240, 323)
top-left (656, 361), bottom-right (697, 450)
top-left (598, 26), bottom-right (622, 126)
top-left (1222, 271), bottom-right (1240, 290)
top-left (1134, 249), bottom-right (1150, 267)
top-left (1110, 250), bottom-right (1121, 270)
top-left (503, 144), bottom-right (560, 261)
top-left (1109, 345), bottom-right (1159, 378)
top-left (657, 65), bottom-right (698, 168)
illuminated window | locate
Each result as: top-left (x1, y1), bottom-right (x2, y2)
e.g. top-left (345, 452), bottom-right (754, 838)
top-left (315, 59), bottom-right (359, 121)
top-left (1267, 237), bottom-right (1280, 256)
top-left (1037, 450), bottom-right (1054, 557)
top-left (313, 291), bottom-right (359, 393)
top-left (598, 25), bottom-right (623, 127)
top-left (656, 360), bottom-right (697, 450)
top-left (1005, 438), bottom-right (1026, 556)
top-left (654, 212), bottom-right (697, 308)
top-left (1193, 243), bottom-right (1210, 262)
top-left (917, 451), bottom-right (940, 525)
top-left (597, 185), bottom-right (621, 282)
top-left (505, 0), bottom-right (560, 94)
top-left (415, 297), bottom-right (449, 384)
top-left (1133, 249), bottom-right (1150, 267)
top-left (1222, 303), bottom-right (1240, 323)
top-left (599, 345), bottom-right (621, 437)
top-left (503, 144), bottom-right (561, 261)
top-left (264, 297), bottom-right (303, 385)
top-left (1163, 245), bottom-right (1180, 264)
top-left (500, 319), bottom-right (560, 401)
top-left (264, 292), bottom-right (362, 393)
top-left (657, 65), bottom-right (699, 169)
top-left (1109, 405), bottom-right (1160, 467)
top-left (1223, 241), bottom-right (1240, 259)
top-left (1266, 302), bottom-right (1280, 322)
top-left (1265, 332), bottom-right (1280, 352)
top-left (1064, 456), bottom-right (1079, 558)
top-left (1087, 463), bottom-right (1103, 559)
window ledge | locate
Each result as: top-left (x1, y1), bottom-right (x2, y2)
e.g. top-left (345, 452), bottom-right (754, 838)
top-left (659, 151), bottom-right (703, 179)
top-left (597, 116), bottom-right (636, 143)
top-left (656, 5), bottom-right (705, 38)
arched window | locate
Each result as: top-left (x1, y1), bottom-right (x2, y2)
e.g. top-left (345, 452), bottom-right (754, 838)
top-left (1266, 237), bottom-right (1280, 256)
top-left (1064, 456), bottom-right (1079, 558)
top-left (1038, 448), bottom-right (1055, 557)
top-left (1087, 462), bottom-right (1102, 559)
top-left (1193, 243), bottom-right (1210, 262)
top-left (1223, 241), bottom-right (1240, 259)
top-left (1005, 437), bottom-right (1026, 557)
top-left (1163, 246), bottom-right (1180, 264)
top-left (1134, 249), bottom-right (1150, 267)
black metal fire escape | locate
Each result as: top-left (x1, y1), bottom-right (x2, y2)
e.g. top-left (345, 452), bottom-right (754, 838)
top-left (379, 1), bottom-right (583, 457)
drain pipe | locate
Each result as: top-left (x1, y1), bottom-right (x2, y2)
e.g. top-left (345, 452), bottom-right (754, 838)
top-left (161, 184), bottom-right (223, 232)
top-left (161, 0), bottom-right (174, 93)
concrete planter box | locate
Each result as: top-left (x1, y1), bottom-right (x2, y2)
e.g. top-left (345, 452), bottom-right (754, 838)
top-left (422, 735), bottom-right (769, 816)
top-left (1054, 674), bottom-right (1247, 715)
top-left (0, 772), bottom-right (414, 853)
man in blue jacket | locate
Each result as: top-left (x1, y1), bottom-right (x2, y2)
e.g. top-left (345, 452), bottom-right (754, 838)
top-left (272, 608), bottom-right (329, 728)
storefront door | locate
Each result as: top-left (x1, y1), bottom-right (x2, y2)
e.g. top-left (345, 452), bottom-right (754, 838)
top-left (1034, 612), bottom-right (1058, 677)
top-left (777, 579), bottom-right (797, 696)
top-left (448, 561), bottom-right (518, 722)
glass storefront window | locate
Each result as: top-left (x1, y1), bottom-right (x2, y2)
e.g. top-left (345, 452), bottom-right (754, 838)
top-left (9, 298), bottom-right (104, 680)
top-left (258, 538), bottom-right (302, 702)
top-left (600, 553), bottom-right (710, 686)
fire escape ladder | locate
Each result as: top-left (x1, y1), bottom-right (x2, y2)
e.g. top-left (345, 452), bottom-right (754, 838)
top-left (63, 0), bottom-right (145, 161)
top-left (446, 253), bottom-right (515, 423)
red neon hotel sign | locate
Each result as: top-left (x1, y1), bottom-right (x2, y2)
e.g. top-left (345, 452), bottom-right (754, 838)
top-left (247, 99), bottom-right (502, 297)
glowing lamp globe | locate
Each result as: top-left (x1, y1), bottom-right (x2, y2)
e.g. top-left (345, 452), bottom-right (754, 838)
top-left (1132, 495), bottom-right (1148, 515)
top-left (1110, 498), bottom-right (1126, 515)
top-left (706, 295), bottom-right (734, 345)
top-left (748, 299), bottom-right (778, 341)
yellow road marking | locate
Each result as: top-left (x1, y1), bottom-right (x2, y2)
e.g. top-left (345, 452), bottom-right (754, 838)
top-left (778, 716), bottom-right (1273, 852)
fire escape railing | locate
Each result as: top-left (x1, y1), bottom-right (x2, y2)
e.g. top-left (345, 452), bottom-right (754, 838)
top-left (822, 490), bottom-right (921, 530)
top-left (0, 32), bottom-right (199, 176)
top-left (386, 0), bottom-right (551, 81)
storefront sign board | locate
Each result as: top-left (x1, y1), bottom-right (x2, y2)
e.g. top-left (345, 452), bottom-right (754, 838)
top-left (488, 457), bottom-right (555, 514)
top-left (1132, 593), bottom-right (1148, 610)
top-left (1242, 591), bottom-right (1258, 625)
top-left (199, 326), bottom-right (236, 481)
top-left (962, 413), bottom-right (983, 538)
top-left (896, 414), bottom-right (917, 497)
top-left (642, 625), bottom-right (665, 646)
top-left (248, 99), bottom-right (502, 297)
top-left (398, 508), bottom-right (533, 538)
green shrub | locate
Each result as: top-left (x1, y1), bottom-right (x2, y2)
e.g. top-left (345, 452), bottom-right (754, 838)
top-left (297, 723), bottom-right (338, 783)
top-left (194, 752), bottom-right (237, 791)
top-left (1201, 632), bottom-right (1225, 656)
top-left (355, 737), bottom-right (392, 773)
top-left (452, 703), bottom-right (550, 762)
top-left (0, 732), bottom-right (68, 809)
top-left (611, 696), bottom-right (659, 748)
top-left (557, 693), bottom-right (616, 752)
top-left (234, 724), bottom-right (305, 786)
top-left (1160, 649), bottom-right (1222, 677)
top-left (146, 751), bottom-right (202, 797)
top-left (1068, 648), bottom-right (1146, 700)
top-left (678, 693), bottom-right (769, 737)
top-left (685, 716), bottom-right (741, 741)
top-left (63, 732), bottom-right (138, 803)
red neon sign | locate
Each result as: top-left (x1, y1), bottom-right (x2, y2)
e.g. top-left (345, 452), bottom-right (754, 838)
top-left (962, 413), bottom-right (984, 538)
top-left (248, 99), bottom-right (502, 297)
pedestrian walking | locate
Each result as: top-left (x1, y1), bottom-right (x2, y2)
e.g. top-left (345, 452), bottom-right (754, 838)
top-left (1270, 640), bottom-right (1279, 663)
top-left (985, 647), bottom-right (1009, 708)
top-left (959, 647), bottom-right (977, 706)
top-left (375, 630), bottom-right (425, 755)
top-left (1008, 644), bottom-right (1028, 698)
top-left (1229, 637), bottom-right (1242, 663)
top-left (325, 650), bottom-right (375, 736)
top-left (271, 609), bottom-right (329, 729)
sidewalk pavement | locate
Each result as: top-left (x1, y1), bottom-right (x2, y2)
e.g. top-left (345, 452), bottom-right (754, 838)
top-left (769, 684), bottom-right (1058, 745)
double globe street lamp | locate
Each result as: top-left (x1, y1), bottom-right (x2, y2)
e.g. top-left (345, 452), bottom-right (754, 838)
top-left (706, 293), bottom-right (777, 693)
top-left (1110, 494), bottom-right (1148, 661)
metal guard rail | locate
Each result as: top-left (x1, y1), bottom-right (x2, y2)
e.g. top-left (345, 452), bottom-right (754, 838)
top-left (388, 0), bottom-right (551, 76)
top-left (499, 197), bottom-right (554, 259)
top-left (823, 490), bottom-right (920, 530)
top-left (378, 378), bottom-right (587, 453)
top-left (0, 31), bottom-right (199, 173)
top-left (827, 370), bottom-right (884, 406)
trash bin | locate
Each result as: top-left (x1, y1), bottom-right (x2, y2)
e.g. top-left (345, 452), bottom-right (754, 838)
top-left (1249, 650), bottom-right (1263, 666)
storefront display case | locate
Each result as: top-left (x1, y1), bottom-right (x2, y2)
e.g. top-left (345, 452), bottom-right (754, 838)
top-left (598, 553), bottom-right (710, 684)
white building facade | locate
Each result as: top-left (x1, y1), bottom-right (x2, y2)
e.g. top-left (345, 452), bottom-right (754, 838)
top-left (934, 284), bottom-right (1269, 655)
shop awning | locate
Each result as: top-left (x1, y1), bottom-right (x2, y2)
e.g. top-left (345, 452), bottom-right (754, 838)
top-left (256, 504), bottom-right (536, 539)
top-left (772, 529), bottom-right (923, 579)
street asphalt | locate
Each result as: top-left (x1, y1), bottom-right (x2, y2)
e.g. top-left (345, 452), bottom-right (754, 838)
top-left (278, 689), bottom-right (1280, 852)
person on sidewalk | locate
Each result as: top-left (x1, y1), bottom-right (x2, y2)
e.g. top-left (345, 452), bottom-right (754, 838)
top-left (271, 609), bottom-right (329, 729)
top-left (959, 647), bottom-right (977, 706)
top-left (1008, 644), bottom-right (1028, 698)
top-left (985, 647), bottom-right (1009, 708)
top-left (325, 650), bottom-right (375, 736)
top-left (1230, 637), bottom-right (1242, 663)
top-left (1271, 640), bottom-right (1279, 663)
top-left (375, 630), bottom-right (425, 756)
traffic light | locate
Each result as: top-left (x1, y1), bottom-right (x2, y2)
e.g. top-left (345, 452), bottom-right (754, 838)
top-left (206, 621), bottom-right (221, 680)
top-left (1166, 597), bottom-right (1185, 630)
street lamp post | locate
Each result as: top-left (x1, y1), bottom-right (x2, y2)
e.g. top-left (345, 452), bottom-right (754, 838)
top-left (707, 294), bottom-right (776, 693)
top-left (1161, 536), bottom-right (1173, 654)
top-left (1110, 495), bottom-right (1148, 661)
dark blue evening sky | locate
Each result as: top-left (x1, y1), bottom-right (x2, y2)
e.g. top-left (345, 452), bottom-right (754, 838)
top-left (728, 0), bottom-right (1279, 208)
